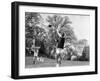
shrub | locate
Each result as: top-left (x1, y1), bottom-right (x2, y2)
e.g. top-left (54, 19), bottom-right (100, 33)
top-left (79, 46), bottom-right (89, 61)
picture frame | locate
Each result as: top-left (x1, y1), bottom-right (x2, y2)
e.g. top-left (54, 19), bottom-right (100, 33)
top-left (11, 1), bottom-right (98, 79)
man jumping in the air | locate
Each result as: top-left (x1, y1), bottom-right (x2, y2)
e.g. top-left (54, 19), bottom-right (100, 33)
top-left (56, 27), bottom-right (65, 67)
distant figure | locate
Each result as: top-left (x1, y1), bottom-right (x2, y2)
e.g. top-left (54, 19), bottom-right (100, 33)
top-left (31, 39), bottom-right (40, 64)
top-left (32, 48), bottom-right (40, 64)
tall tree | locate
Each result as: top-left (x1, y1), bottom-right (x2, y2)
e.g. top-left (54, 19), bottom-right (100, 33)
top-left (46, 15), bottom-right (77, 44)
top-left (25, 12), bottom-right (46, 48)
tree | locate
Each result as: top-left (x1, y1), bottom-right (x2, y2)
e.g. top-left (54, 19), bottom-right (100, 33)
top-left (25, 12), bottom-right (47, 48)
top-left (25, 12), bottom-right (41, 39)
top-left (59, 25), bottom-right (77, 43)
top-left (25, 12), bottom-right (53, 56)
top-left (46, 15), bottom-right (77, 46)
top-left (78, 39), bottom-right (88, 46)
top-left (46, 15), bottom-right (72, 29)
top-left (45, 15), bottom-right (77, 58)
top-left (78, 46), bottom-right (89, 61)
top-left (25, 12), bottom-right (41, 27)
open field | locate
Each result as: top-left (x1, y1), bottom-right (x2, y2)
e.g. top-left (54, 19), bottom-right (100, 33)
top-left (25, 56), bottom-right (89, 68)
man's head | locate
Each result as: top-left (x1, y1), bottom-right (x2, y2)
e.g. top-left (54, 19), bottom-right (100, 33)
top-left (62, 33), bottom-right (65, 37)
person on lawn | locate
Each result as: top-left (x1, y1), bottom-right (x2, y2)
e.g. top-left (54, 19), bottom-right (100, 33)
top-left (48, 24), bottom-right (65, 66)
top-left (56, 29), bottom-right (65, 67)
top-left (33, 49), bottom-right (39, 64)
top-left (31, 39), bottom-right (40, 64)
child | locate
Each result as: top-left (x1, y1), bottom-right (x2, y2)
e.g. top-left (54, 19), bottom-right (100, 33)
top-left (33, 48), bottom-right (39, 64)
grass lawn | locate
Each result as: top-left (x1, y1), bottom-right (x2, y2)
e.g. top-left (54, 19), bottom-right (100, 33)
top-left (25, 56), bottom-right (89, 68)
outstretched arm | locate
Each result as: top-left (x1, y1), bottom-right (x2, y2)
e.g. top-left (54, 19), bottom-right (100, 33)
top-left (57, 26), bottom-right (61, 37)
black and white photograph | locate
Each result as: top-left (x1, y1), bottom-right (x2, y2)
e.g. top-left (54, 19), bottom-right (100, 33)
top-left (11, 1), bottom-right (97, 79)
top-left (25, 12), bottom-right (90, 68)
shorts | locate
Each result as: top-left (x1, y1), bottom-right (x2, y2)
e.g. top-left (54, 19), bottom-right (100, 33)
top-left (56, 48), bottom-right (63, 54)
top-left (34, 52), bottom-right (38, 57)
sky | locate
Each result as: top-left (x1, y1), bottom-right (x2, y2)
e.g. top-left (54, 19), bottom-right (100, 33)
top-left (40, 13), bottom-right (90, 44)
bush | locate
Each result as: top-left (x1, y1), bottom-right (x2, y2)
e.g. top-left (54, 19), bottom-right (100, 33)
top-left (79, 46), bottom-right (89, 61)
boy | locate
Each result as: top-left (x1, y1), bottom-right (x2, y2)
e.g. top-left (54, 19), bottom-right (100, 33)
top-left (32, 48), bottom-right (39, 64)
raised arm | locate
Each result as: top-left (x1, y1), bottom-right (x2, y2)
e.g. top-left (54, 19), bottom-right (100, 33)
top-left (57, 26), bottom-right (61, 37)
